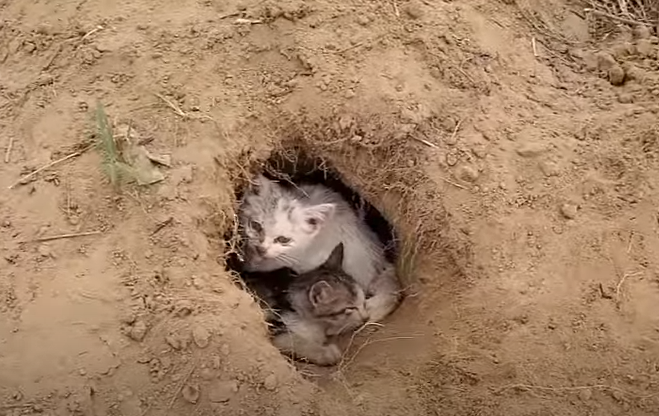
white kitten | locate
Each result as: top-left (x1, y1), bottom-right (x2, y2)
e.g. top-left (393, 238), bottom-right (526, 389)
top-left (239, 174), bottom-right (401, 322)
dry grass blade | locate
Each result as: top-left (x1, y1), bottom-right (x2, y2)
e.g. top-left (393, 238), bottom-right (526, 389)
top-left (95, 102), bottom-right (135, 187)
top-left (8, 144), bottom-right (93, 189)
top-left (585, 0), bottom-right (659, 25)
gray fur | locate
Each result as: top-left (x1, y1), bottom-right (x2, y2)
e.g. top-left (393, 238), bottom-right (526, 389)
top-left (274, 244), bottom-right (368, 366)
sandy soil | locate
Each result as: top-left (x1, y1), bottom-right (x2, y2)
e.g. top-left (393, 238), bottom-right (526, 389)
top-left (2, 0), bottom-right (659, 415)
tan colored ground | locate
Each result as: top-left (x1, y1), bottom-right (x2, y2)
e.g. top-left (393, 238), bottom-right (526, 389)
top-left (2, 0), bottom-right (659, 415)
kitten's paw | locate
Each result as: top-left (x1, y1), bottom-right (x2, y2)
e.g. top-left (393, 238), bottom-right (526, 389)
top-left (313, 343), bottom-right (342, 366)
top-left (364, 297), bottom-right (386, 323)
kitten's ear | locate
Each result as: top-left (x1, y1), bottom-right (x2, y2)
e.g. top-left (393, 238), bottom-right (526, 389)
top-left (301, 203), bottom-right (335, 232)
top-left (309, 281), bottom-right (335, 307)
top-left (323, 243), bottom-right (344, 270)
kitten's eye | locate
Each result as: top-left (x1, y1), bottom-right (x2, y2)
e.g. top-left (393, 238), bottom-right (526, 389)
top-left (307, 218), bottom-right (318, 226)
top-left (344, 307), bottom-right (357, 315)
top-left (274, 236), bottom-right (291, 244)
top-left (250, 220), bottom-right (262, 232)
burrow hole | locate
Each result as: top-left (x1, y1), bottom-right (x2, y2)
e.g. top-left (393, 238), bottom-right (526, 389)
top-left (225, 146), bottom-right (399, 335)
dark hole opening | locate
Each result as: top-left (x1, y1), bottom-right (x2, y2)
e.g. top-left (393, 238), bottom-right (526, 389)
top-left (224, 146), bottom-right (399, 339)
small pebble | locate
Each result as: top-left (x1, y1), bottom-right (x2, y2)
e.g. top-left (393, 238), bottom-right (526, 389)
top-left (456, 165), bottom-right (479, 182)
top-left (129, 320), bottom-right (148, 342)
top-left (516, 143), bottom-right (546, 157)
top-left (560, 203), bottom-right (578, 220)
top-left (192, 325), bottom-right (211, 349)
top-left (263, 374), bottom-right (278, 391)
top-left (595, 52), bottom-right (616, 71)
top-left (181, 384), bottom-right (200, 404)
top-left (208, 380), bottom-right (237, 403)
top-left (404, 2), bottom-right (423, 19)
top-left (356, 15), bottom-right (370, 26)
top-left (578, 388), bottom-right (592, 401)
top-left (608, 65), bottom-right (625, 86)
top-left (633, 25), bottom-right (651, 40)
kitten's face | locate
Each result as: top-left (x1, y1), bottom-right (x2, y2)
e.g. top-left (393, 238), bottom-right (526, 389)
top-left (305, 244), bottom-right (368, 336)
top-left (308, 273), bottom-right (368, 336)
top-left (240, 175), bottom-right (335, 263)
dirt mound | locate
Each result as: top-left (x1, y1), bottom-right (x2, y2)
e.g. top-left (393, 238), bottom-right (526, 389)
top-left (2, 0), bottom-right (659, 415)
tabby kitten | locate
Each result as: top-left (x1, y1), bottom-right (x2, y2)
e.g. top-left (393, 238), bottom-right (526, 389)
top-left (239, 174), bottom-right (401, 323)
top-left (271, 243), bottom-right (368, 366)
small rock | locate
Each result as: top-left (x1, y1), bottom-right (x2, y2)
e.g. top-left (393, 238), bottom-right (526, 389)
top-left (192, 325), bottom-right (211, 349)
top-left (175, 300), bottom-right (193, 317)
top-left (578, 388), bottom-right (592, 401)
top-left (208, 380), bottom-right (237, 403)
top-left (94, 41), bottom-right (113, 53)
top-left (595, 52), bottom-right (616, 71)
top-left (595, 52), bottom-right (617, 71)
top-left (165, 333), bottom-right (189, 350)
top-left (404, 2), bottom-right (423, 19)
top-left (608, 65), bottom-right (625, 85)
top-left (338, 115), bottom-right (354, 131)
top-left (610, 42), bottom-right (634, 59)
top-left (516, 143), bottom-right (546, 157)
top-left (635, 38), bottom-right (654, 57)
top-left (37, 244), bottom-right (54, 259)
top-left (617, 93), bottom-right (634, 104)
top-left (220, 344), bottom-right (230, 356)
top-left (611, 389), bottom-right (625, 402)
top-left (263, 374), bottom-right (278, 391)
top-left (344, 89), bottom-right (356, 99)
top-left (24, 42), bottom-right (37, 53)
top-left (633, 25), bottom-right (651, 40)
top-left (129, 320), bottom-right (148, 342)
top-left (356, 15), bottom-right (370, 26)
top-left (560, 203), bottom-right (578, 219)
top-left (181, 384), bottom-right (200, 404)
top-left (446, 153), bottom-right (458, 166)
top-left (456, 165), bottom-right (479, 182)
top-left (538, 160), bottom-right (559, 177)
top-left (79, 368), bottom-right (87, 376)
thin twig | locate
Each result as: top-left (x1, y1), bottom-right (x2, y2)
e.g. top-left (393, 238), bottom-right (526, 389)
top-left (442, 177), bottom-right (468, 190)
top-left (585, 8), bottom-right (655, 26)
top-left (340, 335), bottom-right (415, 370)
top-left (410, 135), bottom-right (439, 149)
top-left (154, 93), bottom-right (188, 117)
top-left (449, 118), bottom-right (464, 144)
top-left (392, 0), bottom-right (400, 18)
top-left (615, 271), bottom-right (641, 305)
top-left (235, 18), bottom-right (263, 24)
top-left (22, 231), bottom-right (102, 243)
top-left (218, 12), bottom-right (241, 19)
top-left (8, 144), bottom-right (93, 189)
top-left (166, 362), bottom-right (196, 412)
top-left (496, 382), bottom-right (658, 399)
top-left (4, 137), bottom-right (14, 163)
top-left (81, 25), bottom-right (104, 42)
top-left (151, 217), bottom-right (174, 236)
top-left (531, 37), bottom-right (538, 57)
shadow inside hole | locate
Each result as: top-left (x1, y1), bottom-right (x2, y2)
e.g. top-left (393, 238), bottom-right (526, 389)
top-left (226, 147), bottom-right (398, 275)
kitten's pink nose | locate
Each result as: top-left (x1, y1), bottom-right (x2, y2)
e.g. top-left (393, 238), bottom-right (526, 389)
top-left (255, 246), bottom-right (267, 256)
top-left (359, 309), bottom-right (369, 322)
